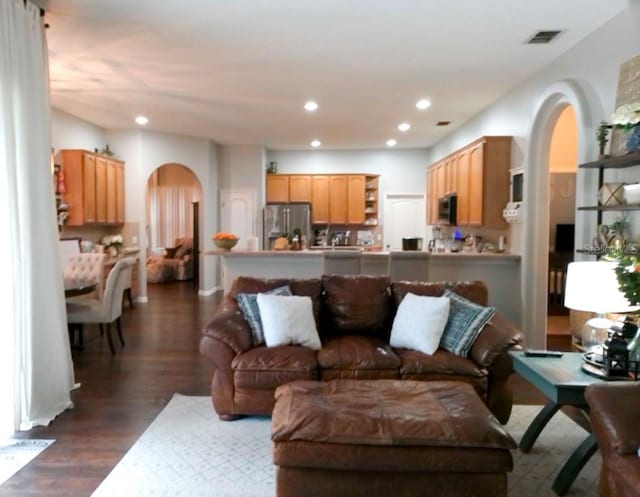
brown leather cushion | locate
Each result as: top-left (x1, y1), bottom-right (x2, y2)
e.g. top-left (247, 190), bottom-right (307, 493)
top-left (229, 277), bottom-right (323, 323)
top-left (392, 281), bottom-right (488, 307)
top-left (395, 348), bottom-right (488, 395)
top-left (232, 346), bottom-right (318, 390)
top-left (321, 275), bottom-right (392, 338)
top-left (164, 246), bottom-right (180, 259)
top-left (272, 380), bottom-right (515, 450)
top-left (318, 336), bottom-right (400, 370)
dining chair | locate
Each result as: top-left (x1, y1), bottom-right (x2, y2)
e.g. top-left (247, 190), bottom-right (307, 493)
top-left (66, 257), bottom-right (135, 354)
top-left (63, 253), bottom-right (106, 300)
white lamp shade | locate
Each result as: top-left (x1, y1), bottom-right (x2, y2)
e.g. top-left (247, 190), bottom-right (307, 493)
top-left (564, 261), bottom-right (639, 314)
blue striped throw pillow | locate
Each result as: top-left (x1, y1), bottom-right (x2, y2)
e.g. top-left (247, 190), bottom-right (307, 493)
top-left (440, 289), bottom-right (496, 357)
top-left (236, 285), bottom-right (292, 345)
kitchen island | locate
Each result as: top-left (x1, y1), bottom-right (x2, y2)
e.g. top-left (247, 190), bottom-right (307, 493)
top-left (206, 249), bottom-right (522, 325)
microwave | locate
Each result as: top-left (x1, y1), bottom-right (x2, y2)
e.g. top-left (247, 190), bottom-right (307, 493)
top-left (438, 195), bottom-right (457, 225)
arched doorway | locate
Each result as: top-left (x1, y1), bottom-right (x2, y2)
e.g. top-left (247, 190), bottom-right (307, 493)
top-left (523, 80), bottom-right (603, 349)
top-left (546, 106), bottom-right (578, 346)
top-left (145, 163), bottom-right (203, 285)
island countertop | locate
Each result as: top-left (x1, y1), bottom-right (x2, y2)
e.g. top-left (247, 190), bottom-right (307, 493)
top-left (209, 249), bottom-right (522, 325)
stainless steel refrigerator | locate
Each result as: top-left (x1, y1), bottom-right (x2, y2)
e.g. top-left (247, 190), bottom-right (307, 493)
top-left (263, 202), bottom-right (312, 250)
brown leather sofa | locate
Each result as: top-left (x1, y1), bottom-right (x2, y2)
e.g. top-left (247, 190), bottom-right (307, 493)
top-left (585, 382), bottom-right (640, 497)
top-left (199, 275), bottom-right (523, 424)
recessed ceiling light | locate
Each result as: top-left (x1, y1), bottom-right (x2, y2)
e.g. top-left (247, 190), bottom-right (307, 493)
top-left (135, 115), bottom-right (148, 125)
top-left (397, 122), bottom-right (411, 132)
top-left (310, 140), bottom-right (322, 148)
top-left (416, 99), bottom-right (432, 110)
top-left (304, 101), bottom-right (319, 112)
top-left (386, 139), bottom-right (397, 147)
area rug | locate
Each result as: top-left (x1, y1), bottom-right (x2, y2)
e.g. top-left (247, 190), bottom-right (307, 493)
top-left (0, 439), bottom-right (54, 486)
top-left (91, 394), bottom-right (600, 497)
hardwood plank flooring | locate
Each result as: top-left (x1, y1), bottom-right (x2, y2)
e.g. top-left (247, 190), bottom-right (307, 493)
top-left (1, 283), bottom-right (548, 496)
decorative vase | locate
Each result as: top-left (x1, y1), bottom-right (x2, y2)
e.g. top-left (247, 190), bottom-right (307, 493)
top-left (625, 126), bottom-right (640, 154)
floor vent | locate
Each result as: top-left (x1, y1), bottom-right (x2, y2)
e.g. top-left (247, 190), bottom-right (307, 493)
top-left (527, 30), bottom-right (563, 44)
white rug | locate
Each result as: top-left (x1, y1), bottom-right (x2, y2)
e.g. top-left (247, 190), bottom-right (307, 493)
top-left (0, 439), bottom-right (54, 486)
top-left (91, 394), bottom-right (600, 497)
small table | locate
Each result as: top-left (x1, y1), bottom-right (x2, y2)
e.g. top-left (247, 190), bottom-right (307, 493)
top-left (64, 281), bottom-right (96, 298)
top-left (510, 351), bottom-right (601, 496)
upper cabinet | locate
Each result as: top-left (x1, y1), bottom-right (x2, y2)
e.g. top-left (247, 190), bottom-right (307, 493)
top-left (426, 136), bottom-right (511, 229)
top-left (266, 175), bottom-right (289, 203)
top-left (266, 173), bottom-right (379, 226)
top-left (58, 149), bottom-right (125, 226)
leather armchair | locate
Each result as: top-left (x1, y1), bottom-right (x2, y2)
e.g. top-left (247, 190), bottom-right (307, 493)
top-left (585, 382), bottom-right (640, 497)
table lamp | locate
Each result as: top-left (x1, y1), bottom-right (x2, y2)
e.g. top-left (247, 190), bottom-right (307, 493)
top-left (564, 261), bottom-right (639, 352)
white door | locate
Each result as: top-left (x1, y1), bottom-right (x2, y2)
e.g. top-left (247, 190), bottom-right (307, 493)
top-left (383, 194), bottom-right (427, 251)
top-left (221, 189), bottom-right (256, 251)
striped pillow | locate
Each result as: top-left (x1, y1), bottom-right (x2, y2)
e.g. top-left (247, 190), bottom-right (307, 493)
top-left (236, 285), bottom-right (292, 345)
top-left (440, 289), bottom-right (496, 357)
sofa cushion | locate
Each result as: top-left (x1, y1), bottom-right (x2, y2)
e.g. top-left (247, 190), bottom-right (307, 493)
top-left (230, 277), bottom-right (323, 324)
top-left (390, 293), bottom-right (450, 355)
top-left (395, 348), bottom-right (488, 395)
top-left (440, 290), bottom-right (496, 357)
top-left (236, 284), bottom-right (292, 345)
top-left (257, 294), bottom-right (322, 350)
top-left (321, 275), bottom-right (392, 339)
top-left (232, 345), bottom-right (318, 390)
top-left (392, 281), bottom-right (488, 307)
top-left (318, 336), bottom-right (401, 380)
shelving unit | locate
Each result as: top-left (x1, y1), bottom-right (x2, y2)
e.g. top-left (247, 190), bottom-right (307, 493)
top-left (577, 152), bottom-right (640, 255)
top-left (364, 175), bottom-right (379, 225)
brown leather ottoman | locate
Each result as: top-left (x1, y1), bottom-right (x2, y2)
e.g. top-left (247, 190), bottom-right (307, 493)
top-left (272, 379), bottom-right (516, 497)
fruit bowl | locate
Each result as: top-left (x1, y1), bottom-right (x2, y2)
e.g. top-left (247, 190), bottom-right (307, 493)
top-left (212, 235), bottom-right (239, 251)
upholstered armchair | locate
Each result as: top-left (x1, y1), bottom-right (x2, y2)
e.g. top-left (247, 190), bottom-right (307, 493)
top-left (146, 237), bottom-right (194, 283)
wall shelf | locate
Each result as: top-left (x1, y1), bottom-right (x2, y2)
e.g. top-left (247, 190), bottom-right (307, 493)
top-left (577, 205), bottom-right (640, 211)
top-left (578, 152), bottom-right (640, 170)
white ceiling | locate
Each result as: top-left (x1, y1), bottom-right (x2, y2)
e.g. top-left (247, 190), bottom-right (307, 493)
top-left (39, 0), bottom-right (629, 150)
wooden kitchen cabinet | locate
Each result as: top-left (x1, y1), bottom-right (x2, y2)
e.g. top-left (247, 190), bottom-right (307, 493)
top-left (58, 149), bottom-right (125, 226)
top-left (458, 137), bottom-right (510, 229)
top-left (328, 175), bottom-right (348, 223)
top-left (311, 176), bottom-right (330, 224)
top-left (115, 162), bottom-right (125, 223)
top-left (347, 175), bottom-right (366, 224)
top-left (266, 175), bottom-right (289, 203)
top-left (427, 136), bottom-right (510, 228)
top-left (455, 148), bottom-right (470, 225)
top-left (288, 175), bottom-right (312, 202)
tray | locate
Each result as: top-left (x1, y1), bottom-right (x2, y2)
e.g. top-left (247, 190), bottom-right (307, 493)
top-left (581, 352), bottom-right (639, 381)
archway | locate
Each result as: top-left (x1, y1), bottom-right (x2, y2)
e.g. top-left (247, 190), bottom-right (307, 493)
top-left (523, 80), bottom-right (603, 348)
top-left (145, 163), bottom-right (203, 286)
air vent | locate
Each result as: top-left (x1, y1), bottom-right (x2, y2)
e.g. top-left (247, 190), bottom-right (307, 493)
top-left (436, 121), bottom-right (450, 127)
top-left (527, 30), bottom-right (563, 44)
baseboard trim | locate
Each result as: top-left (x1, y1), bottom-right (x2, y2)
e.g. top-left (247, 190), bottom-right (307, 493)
top-left (199, 286), bottom-right (222, 297)
top-left (135, 296), bottom-right (149, 303)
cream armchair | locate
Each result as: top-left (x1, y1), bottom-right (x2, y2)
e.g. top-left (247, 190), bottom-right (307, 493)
top-left (146, 237), bottom-right (194, 283)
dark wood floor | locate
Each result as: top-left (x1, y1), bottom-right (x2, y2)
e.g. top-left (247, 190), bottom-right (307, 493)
top-left (0, 283), bottom-right (564, 497)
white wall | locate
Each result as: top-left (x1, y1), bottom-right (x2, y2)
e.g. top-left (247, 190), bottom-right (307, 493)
top-left (51, 108), bottom-right (105, 152)
top-left (217, 144), bottom-right (266, 244)
top-left (106, 129), bottom-right (220, 296)
top-left (427, 4), bottom-right (640, 345)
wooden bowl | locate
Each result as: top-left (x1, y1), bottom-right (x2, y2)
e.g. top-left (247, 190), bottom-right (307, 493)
top-left (213, 237), bottom-right (239, 251)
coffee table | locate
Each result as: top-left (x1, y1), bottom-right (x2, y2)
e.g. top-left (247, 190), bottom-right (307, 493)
top-left (510, 351), bottom-right (601, 496)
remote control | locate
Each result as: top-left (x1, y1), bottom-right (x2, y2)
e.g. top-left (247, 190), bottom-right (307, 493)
top-left (524, 349), bottom-right (564, 358)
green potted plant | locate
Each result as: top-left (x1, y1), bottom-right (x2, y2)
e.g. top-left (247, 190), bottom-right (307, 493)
top-left (596, 120), bottom-right (611, 158)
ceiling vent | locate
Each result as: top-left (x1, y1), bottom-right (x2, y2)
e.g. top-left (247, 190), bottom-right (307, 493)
top-left (526, 30), bottom-right (563, 44)
top-left (436, 121), bottom-right (451, 127)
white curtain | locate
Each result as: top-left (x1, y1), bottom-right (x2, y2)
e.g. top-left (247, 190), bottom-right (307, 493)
top-left (148, 186), bottom-right (196, 249)
top-left (0, 0), bottom-right (74, 435)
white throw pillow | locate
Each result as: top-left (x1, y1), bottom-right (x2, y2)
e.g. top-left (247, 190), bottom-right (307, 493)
top-left (390, 293), bottom-right (450, 355)
top-left (256, 294), bottom-right (322, 350)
